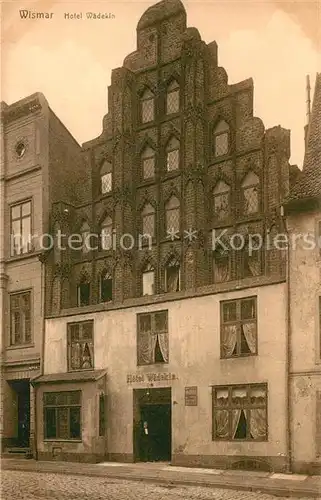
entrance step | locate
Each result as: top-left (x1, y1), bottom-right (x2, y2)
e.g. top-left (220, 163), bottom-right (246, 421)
top-left (2, 447), bottom-right (32, 459)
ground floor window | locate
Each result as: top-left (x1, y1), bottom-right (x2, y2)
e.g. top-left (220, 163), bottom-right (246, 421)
top-left (44, 391), bottom-right (81, 440)
top-left (212, 383), bottom-right (267, 441)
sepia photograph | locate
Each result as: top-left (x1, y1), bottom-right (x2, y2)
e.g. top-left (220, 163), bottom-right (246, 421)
top-left (0, 0), bottom-right (320, 498)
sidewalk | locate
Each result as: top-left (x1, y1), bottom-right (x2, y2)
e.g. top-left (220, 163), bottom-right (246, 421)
top-left (2, 458), bottom-right (321, 498)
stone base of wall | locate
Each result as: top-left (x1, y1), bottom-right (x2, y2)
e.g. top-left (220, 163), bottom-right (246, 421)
top-left (108, 453), bottom-right (134, 463)
top-left (171, 454), bottom-right (288, 473)
top-left (37, 452), bottom-right (106, 463)
top-left (292, 460), bottom-right (321, 475)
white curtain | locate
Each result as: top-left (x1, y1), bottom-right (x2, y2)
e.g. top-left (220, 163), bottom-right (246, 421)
top-left (215, 410), bottom-right (229, 438)
top-left (221, 325), bottom-right (237, 357)
top-left (232, 409), bottom-right (242, 438)
top-left (242, 323), bottom-right (256, 353)
top-left (157, 333), bottom-right (169, 362)
top-left (250, 409), bottom-right (267, 439)
top-left (139, 333), bottom-right (157, 364)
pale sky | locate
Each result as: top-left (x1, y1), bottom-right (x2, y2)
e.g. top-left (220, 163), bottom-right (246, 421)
top-left (1, 0), bottom-right (321, 166)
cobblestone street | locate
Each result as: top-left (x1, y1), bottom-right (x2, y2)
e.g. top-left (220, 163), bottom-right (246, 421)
top-left (2, 471), bottom-right (313, 500)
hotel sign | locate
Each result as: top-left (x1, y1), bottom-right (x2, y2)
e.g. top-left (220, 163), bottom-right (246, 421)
top-left (127, 372), bottom-right (177, 384)
top-left (185, 386), bottom-right (198, 406)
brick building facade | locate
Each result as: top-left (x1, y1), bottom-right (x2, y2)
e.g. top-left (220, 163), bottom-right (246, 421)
top-left (31, 0), bottom-right (303, 472)
top-left (0, 93), bottom-right (87, 456)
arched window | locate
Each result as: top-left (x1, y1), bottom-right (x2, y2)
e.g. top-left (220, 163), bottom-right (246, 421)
top-left (141, 88), bottom-right (154, 123)
top-left (213, 180), bottom-right (231, 221)
top-left (213, 247), bottom-right (231, 283)
top-left (100, 269), bottom-right (113, 302)
top-left (165, 196), bottom-right (180, 234)
top-left (213, 120), bottom-right (229, 157)
top-left (241, 171), bottom-right (260, 215)
top-left (141, 203), bottom-right (155, 239)
top-left (166, 80), bottom-right (180, 114)
top-left (166, 137), bottom-right (180, 172)
top-left (141, 146), bottom-right (155, 179)
top-left (100, 216), bottom-right (113, 251)
top-left (165, 257), bottom-right (180, 292)
top-left (80, 222), bottom-right (90, 254)
top-left (77, 274), bottom-right (90, 307)
top-left (142, 263), bottom-right (155, 296)
top-left (242, 235), bottom-right (262, 278)
top-left (100, 160), bottom-right (112, 194)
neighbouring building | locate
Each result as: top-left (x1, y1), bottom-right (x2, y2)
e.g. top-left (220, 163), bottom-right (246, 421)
top-left (33, 0), bottom-right (295, 471)
top-left (0, 93), bottom-right (87, 457)
top-left (283, 73), bottom-right (321, 475)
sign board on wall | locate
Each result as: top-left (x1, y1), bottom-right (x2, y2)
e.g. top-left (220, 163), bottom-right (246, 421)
top-left (127, 372), bottom-right (177, 384)
top-left (185, 386), bottom-right (198, 406)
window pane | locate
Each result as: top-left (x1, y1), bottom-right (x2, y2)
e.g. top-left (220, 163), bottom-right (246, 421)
top-left (214, 255), bottom-right (230, 283)
top-left (166, 265), bottom-right (180, 292)
top-left (69, 407), bottom-right (81, 439)
top-left (78, 283), bottom-right (90, 306)
top-left (101, 225), bottom-right (112, 250)
top-left (166, 89), bottom-right (179, 114)
top-left (241, 299), bottom-right (256, 320)
top-left (11, 219), bottom-right (21, 255)
top-left (143, 157), bottom-right (155, 179)
top-left (222, 302), bottom-right (237, 322)
top-left (215, 388), bottom-right (229, 406)
top-left (232, 387), bottom-right (247, 406)
top-left (141, 98), bottom-right (154, 123)
top-left (142, 270), bottom-right (154, 295)
top-left (11, 205), bottom-right (21, 219)
top-left (101, 172), bottom-right (112, 194)
top-left (142, 213), bottom-right (154, 237)
top-left (44, 408), bottom-right (56, 439)
top-left (22, 202), bottom-right (31, 216)
top-left (81, 322), bottom-right (93, 339)
top-left (139, 314), bottom-right (151, 333)
top-left (214, 409), bottom-right (229, 438)
top-left (244, 186), bottom-right (258, 214)
top-left (57, 407), bottom-right (69, 439)
top-left (101, 277), bottom-right (112, 302)
top-left (215, 133), bottom-right (229, 157)
top-left (155, 311), bottom-right (168, 332)
top-left (167, 149), bottom-right (179, 171)
top-left (166, 208), bottom-right (180, 233)
top-left (21, 216), bottom-right (31, 253)
top-left (214, 193), bottom-right (230, 220)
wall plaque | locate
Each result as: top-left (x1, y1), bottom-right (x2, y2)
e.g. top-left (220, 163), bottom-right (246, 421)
top-left (185, 386), bottom-right (198, 406)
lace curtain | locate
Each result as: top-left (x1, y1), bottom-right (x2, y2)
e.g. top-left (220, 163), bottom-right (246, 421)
top-left (250, 409), bottom-right (267, 439)
top-left (221, 325), bottom-right (237, 356)
top-left (242, 323), bottom-right (256, 353)
top-left (138, 332), bottom-right (169, 364)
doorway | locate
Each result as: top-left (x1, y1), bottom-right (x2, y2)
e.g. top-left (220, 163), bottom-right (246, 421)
top-left (133, 387), bottom-right (171, 462)
top-left (11, 380), bottom-right (30, 447)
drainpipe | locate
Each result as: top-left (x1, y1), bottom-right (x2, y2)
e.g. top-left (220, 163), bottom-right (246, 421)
top-left (281, 205), bottom-right (292, 473)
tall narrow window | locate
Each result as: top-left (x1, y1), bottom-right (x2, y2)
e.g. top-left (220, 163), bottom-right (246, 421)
top-left (212, 384), bottom-right (267, 441)
top-left (10, 291), bottom-right (31, 345)
top-left (141, 88), bottom-right (154, 123)
top-left (242, 171), bottom-right (259, 215)
top-left (100, 161), bottom-right (112, 194)
top-left (10, 200), bottom-right (32, 256)
top-left (165, 196), bottom-right (180, 234)
top-left (213, 247), bottom-right (231, 283)
top-left (165, 257), bottom-right (180, 292)
top-left (213, 181), bottom-right (231, 221)
top-left (67, 321), bottom-right (94, 370)
top-left (142, 203), bottom-right (155, 239)
top-left (141, 146), bottom-right (155, 179)
top-left (100, 269), bottom-right (112, 302)
top-left (166, 80), bottom-right (180, 114)
top-left (243, 237), bottom-right (262, 278)
top-left (166, 137), bottom-right (180, 172)
top-left (213, 120), bottom-right (229, 157)
top-left (142, 263), bottom-right (155, 296)
top-left (137, 310), bottom-right (169, 365)
top-left (77, 276), bottom-right (90, 307)
top-left (220, 297), bottom-right (257, 358)
top-left (100, 216), bottom-right (113, 251)
top-left (80, 222), bottom-right (91, 254)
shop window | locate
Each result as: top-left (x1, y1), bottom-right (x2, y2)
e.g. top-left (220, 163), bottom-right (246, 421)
top-left (137, 310), bottom-right (168, 365)
top-left (10, 200), bottom-right (32, 256)
top-left (242, 171), bottom-right (260, 215)
top-left (67, 320), bottom-right (94, 370)
top-left (212, 384), bottom-right (267, 441)
top-left (213, 121), bottom-right (229, 157)
top-left (10, 291), bottom-right (31, 345)
top-left (220, 297), bottom-right (257, 358)
top-left (166, 80), bottom-right (180, 114)
top-left (44, 391), bottom-right (81, 440)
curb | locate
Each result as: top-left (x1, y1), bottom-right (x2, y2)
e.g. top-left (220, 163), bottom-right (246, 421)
top-left (2, 463), bottom-right (320, 498)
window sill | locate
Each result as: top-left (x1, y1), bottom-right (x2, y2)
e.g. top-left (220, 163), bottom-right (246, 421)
top-left (7, 343), bottom-right (35, 350)
top-left (163, 170), bottom-right (181, 180)
top-left (212, 438), bottom-right (268, 443)
top-left (7, 250), bottom-right (39, 263)
top-left (44, 439), bottom-right (82, 443)
top-left (209, 154), bottom-right (233, 166)
top-left (220, 353), bottom-right (258, 360)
